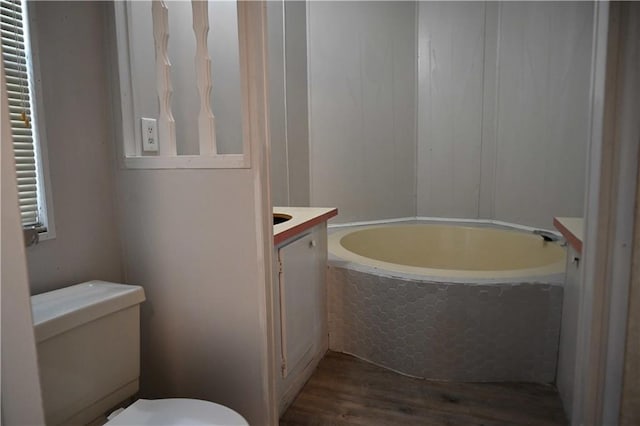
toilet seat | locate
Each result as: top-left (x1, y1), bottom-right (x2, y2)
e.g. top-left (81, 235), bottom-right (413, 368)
top-left (105, 398), bottom-right (249, 426)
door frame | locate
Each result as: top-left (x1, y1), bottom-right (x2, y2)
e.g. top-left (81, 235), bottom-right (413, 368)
top-left (573, 2), bottom-right (640, 424)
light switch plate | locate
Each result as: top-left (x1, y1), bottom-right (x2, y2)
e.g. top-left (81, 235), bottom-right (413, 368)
top-left (141, 118), bottom-right (158, 152)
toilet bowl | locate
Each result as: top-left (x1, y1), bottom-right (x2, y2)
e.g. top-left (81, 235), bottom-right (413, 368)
top-left (106, 398), bottom-right (248, 425)
top-left (31, 281), bottom-right (248, 426)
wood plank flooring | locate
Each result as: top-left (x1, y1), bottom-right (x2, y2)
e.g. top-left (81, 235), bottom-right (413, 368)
top-left (280, 351), bottom-right (567, 426)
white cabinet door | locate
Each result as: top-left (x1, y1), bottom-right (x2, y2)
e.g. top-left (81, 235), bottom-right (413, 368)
top-left (278, 231), bottom-right (324, 377)
top-left (557, 245), bottom-right (582, 416)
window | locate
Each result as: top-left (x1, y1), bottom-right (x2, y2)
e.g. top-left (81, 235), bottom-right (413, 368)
top-left (1, 0), bottom-right (53, 240)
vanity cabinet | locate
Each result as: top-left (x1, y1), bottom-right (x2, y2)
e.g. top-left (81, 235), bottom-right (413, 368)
top-left (273, 223), bottom-right (328, 415)
top-left (553, 217), bottom-right (584, 420)
top-left (557, 245), bottom-right (581, 417)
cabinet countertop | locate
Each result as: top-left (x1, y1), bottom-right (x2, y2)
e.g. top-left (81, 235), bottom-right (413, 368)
top-left (553, 217), bottom-right (584, 254)
top-left (274, 207), bottom-right (338, 246)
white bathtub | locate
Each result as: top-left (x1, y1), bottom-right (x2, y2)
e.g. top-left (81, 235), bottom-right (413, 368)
top-left (329, 223), bottom-right (566, 282)
top-left (327, 221), bottom-right (566, 383)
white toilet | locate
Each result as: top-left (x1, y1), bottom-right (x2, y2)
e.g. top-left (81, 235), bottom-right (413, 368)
top-left (31, 281), bottom-right (248, 426)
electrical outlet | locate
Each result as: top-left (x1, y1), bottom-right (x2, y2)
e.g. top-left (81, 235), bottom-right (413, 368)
top-left (141, 118), bottom-right (158, 152)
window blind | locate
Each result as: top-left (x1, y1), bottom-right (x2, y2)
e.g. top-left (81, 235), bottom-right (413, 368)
top-left (1, 0), bottom-right (39, 227)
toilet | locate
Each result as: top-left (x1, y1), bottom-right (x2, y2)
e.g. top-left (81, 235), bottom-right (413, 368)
top-left (31, 281), bottom-right (248, 426)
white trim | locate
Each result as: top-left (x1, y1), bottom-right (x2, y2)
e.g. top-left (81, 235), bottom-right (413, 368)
top-left (237, 1), bottom-right (277, 423)
top-left (489, 219), bottom-right (557, 235)
top-left (412, 1), bottom-right (419, 213)
top-left (417, 216), bottom-right (558, 234)
top-left (329, 216), bottom-right (560, 236)
top-left (305, 0), bottom-right (314, 206)
top-left (1, 48), bottom-right (46, 426)
top-left (572, 2), bottom-right (640, 424)
top-left (237, 0), bottom-right (253, 167)
top-left (24, 0), bottom-right (55, 240)
top-left (328, 217), bottom-right (416, 229)
top-left (572, 2), bottom-right (610, 423)
top-left (601, 3), bottom-right (638, 416)
top-left (123, 153), bottom-right (248, 170)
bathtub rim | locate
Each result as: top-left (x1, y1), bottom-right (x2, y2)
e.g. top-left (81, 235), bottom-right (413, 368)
top-left (328, 218), bottom-right (566, 285)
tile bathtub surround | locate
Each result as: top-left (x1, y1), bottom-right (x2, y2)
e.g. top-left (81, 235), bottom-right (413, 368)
top-left (328, 266), bottom-right (563, 383)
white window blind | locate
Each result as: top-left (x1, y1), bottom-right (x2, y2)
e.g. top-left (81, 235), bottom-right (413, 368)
top-left (1, 0), bottom-right (40, 228)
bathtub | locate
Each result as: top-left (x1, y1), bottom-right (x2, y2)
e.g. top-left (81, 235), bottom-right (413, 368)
top-left (327, 221), bottom-right (566, 383)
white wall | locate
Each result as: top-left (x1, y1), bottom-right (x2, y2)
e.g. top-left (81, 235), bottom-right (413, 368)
top-left (115, 169), bottom-right (270, 423)
top-left (307, 1), bottom-right (592, 228)
top-left (268, 0), bottom-right (288, 206)
top-left (417, 1), bottom-right (593, 229)
top-left (268, 0), bottom-right (310, 207)
top-left (110, 3), bottom-right (273, 423)
top-left (283, 1), bottom-right (310, 207)
top-left (307, 1), bottom-right (417, 223)
top-left (23, 2), bottom-right (274, 423)
top-left (26, 1), bottom-right (123, 295)
top-left (491, 2), bottom-right (593, 228)
top-left (417, 2), bottom-right (485, 219)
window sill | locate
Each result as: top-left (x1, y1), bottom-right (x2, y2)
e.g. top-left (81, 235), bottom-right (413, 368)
top-left (122, 154), bottom-right (250, 169)
top-left (24, 227), bottom-right (55, 248)
top-left (38, 229), bottom-right (55, 242)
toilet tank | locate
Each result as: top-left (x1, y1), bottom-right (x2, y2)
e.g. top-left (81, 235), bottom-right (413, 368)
top-left (31, 281), bottom-right (146, 426)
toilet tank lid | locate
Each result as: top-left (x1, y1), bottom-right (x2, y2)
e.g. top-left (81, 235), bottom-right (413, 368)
top-left (31, 281), bottom-right (146, 343)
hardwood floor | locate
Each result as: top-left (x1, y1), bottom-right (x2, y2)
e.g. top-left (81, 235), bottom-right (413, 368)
top-left (280, 352), bottom-right (567, 426)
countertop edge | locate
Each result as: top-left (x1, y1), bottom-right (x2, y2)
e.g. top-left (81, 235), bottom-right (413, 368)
top-left (274, 208), bottom-right (338, 246)
top-left (553, 217), bottom-right (583, 254)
